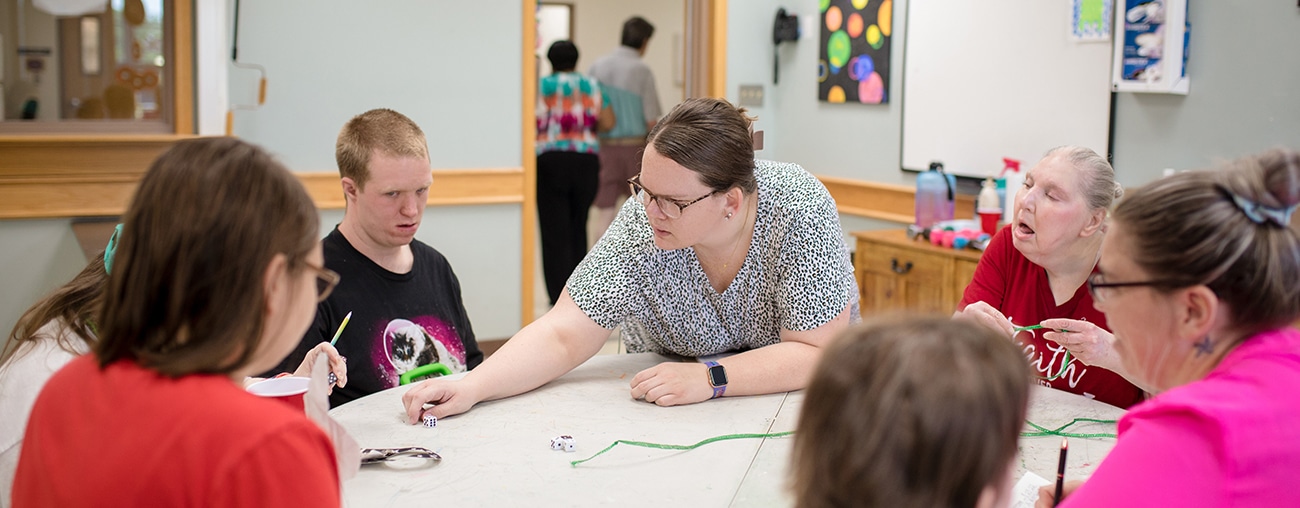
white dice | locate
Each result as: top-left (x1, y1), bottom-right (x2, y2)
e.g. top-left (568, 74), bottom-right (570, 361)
top-left (550, 435), bottom-right (575, 452)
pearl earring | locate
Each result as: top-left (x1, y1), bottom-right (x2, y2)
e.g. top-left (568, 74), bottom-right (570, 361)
top-left (726, 212), bottom-right (733, 220)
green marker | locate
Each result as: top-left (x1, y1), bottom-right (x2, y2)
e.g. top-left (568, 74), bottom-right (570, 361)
top-left (1014, 324), bottom-right (1072, 333)
top-left (330, 311), bottom-right (352, 346)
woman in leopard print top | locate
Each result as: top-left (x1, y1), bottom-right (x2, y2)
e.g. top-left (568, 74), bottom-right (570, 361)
top-left (401, 98), bottom-right (859, 422)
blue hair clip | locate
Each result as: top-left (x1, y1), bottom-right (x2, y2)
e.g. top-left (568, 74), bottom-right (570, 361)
top-left (104, 223), bottom-right (123, 275)
top-left (1229, 193), bottom-right (1297, 228)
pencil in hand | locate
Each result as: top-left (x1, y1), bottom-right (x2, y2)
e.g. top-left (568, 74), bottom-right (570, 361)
top-left (1053, 437), bottom-right (1069, 507)
top-left (330, 311), bottom-right (352, 346)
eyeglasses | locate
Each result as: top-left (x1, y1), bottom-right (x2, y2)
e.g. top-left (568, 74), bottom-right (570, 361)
top-left (305, 262), bottom-right (341, 302)
top-left (1086, 272), bottom-right (1187, 303)
top-left (627, 175), bottom-right (716, 219)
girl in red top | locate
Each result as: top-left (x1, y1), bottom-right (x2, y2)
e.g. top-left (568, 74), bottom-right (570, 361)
top-left (14, 138), bottom-right (345, 507)
top-left (957, 146), bottom-right (1145, 408)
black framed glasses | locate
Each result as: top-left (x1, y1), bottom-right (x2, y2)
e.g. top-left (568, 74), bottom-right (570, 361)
top-left (305, 262), bottom-right (341, 302)
top-left (1086, 273), bottom-right (1187, 303)
top-left (627, 175), bottom-right (716, 219)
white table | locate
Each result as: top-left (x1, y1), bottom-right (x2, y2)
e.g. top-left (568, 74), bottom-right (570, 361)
top-left (331, 353), bottom-right (1123, 507)
top-left (1018, 383), bottom-right (1125, 483)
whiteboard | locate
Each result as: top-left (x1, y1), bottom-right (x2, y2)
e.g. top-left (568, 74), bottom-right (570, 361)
top-left (901, 0), bottom-right (1113, 178)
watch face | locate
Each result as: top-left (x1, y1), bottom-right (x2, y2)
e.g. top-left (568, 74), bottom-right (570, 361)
top-left (709, 364), bottom-right (728, 386)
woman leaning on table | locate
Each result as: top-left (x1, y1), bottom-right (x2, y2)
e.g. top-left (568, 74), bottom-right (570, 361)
top-left (955, 146), bottom-right (1146, 408)
top-left (1038, 148), bottom-right (1300, 507)
top-left (403, 97), bottom-right (859, 422)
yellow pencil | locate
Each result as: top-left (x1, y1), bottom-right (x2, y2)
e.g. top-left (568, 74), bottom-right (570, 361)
top-left (329, 311), bottom-right (352, 346)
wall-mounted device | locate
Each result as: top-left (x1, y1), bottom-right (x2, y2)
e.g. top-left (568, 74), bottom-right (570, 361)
top-left (772, 8), bottom-right (800, 84)
top-left (1111, 0), bottom-right (1190, 94)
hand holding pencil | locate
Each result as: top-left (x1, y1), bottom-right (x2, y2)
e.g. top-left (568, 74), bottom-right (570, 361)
top-left (293, 309), bottom-right (351, 392)
top-left (1035, 480), bottom-right (1085, 508)
top-left (1035, 440), bottom-right (1084, 508)
top-left (293, 341), bottom-right (348, 390)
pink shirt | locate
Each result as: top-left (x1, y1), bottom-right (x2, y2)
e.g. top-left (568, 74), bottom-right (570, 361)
top-left (1063, 327), bottom-right (1300, 507)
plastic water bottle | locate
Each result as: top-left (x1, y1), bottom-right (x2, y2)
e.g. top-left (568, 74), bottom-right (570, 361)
top-left (915, 161), bottom-right (956, 230)
top-left (977, 178), bottom-right (1001, 235)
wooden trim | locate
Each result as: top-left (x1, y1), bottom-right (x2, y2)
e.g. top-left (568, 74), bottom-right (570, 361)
top-left (0, 136), bottom-right (187, 219)
top-left (172, 0), bottom-right (195, 134)
top-left (819, 176), bottom-right (976, 224)
top-left (709, 0), bottom-right (727, 98)
top-left (296, 168), bottom-right (525, 210)
top-left (521, 0), bottom-right (539, 326)
top-left (0, 136), bottom-right (523, 218)
top-left (0, 135), bottom-right (190, 176)
top-left (0, 176), bottom-right (141, 219)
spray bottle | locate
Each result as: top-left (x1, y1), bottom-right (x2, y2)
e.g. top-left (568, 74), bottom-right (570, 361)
top-left (997, 157), bottom-right (1023, 225)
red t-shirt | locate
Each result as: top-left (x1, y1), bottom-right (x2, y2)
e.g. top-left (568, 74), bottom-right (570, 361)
top-left (959, 226), bottom-right (1144, 409)
top-left (13, 356), bottom-right (340, 507)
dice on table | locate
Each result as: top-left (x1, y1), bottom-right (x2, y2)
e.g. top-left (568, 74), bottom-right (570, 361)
top-left (550, 435), bottom-right (575, 452)
top-left (422, 413), bottom-right (437, 428)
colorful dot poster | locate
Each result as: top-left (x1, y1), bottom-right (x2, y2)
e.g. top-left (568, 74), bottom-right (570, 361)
top-left (818, 0), bottom-right (892, 104)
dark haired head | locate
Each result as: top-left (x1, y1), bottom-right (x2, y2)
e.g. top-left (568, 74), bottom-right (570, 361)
top-left (547, 40), bottom-right (579, 72)
top-left (621, 16), bottom-right (655, 49)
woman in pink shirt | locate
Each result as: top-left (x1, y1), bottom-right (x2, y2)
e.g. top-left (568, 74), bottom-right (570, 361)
top-left (1039, 148), bottom-right (1300, 507)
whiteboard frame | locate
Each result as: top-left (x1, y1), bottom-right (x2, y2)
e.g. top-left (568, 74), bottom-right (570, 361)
top-left (901, 0), bottom-right (1114, 178)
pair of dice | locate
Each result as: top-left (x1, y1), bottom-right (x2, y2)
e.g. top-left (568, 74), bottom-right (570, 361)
top-left (550, 435), bottom-right (575, 452)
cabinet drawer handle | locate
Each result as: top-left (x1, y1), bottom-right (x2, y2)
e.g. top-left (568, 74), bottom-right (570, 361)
top-left (890, 259), bottom-right (913, 275)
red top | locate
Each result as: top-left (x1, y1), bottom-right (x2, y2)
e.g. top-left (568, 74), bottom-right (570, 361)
top-left (959, 226), bottom-right (1144, 408)
top-left (13, 356), bottom-right (340, 507)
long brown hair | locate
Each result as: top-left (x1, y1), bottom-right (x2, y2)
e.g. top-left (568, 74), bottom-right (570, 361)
top-left (792, 316), bottom-right (1030, 508)
top-left (94, 137), bottom-right (319, 376)
top-left (0, 256), bottom-right (107, 367)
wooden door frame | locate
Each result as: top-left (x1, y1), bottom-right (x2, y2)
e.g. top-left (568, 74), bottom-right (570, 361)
top-left (517, 0), bottom-right (727, 325)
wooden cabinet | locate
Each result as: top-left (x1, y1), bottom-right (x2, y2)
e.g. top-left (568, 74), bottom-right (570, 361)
top-left (852, 229), bottom-right (984, 314)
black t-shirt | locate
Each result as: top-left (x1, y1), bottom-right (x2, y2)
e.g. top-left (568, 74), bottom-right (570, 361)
top-left (273, 227), bottom-right (482, 406)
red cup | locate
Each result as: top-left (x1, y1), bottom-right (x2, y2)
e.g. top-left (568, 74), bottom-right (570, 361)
top-left (978, 209), bottom-right (1001, 236)
top-left (247, 376), bottom-right (310, 411)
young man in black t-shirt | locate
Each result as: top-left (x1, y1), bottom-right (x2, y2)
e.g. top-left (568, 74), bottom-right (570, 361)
top-left (273, 109), bottom-right (482, 407)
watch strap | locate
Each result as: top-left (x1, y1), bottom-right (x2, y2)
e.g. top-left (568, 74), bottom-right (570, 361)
top-left (705, 361), bottom-right (727, 399)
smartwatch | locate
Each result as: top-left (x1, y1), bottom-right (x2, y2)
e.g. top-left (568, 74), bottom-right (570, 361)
top-left (705, 361), bottom-right (728, 399)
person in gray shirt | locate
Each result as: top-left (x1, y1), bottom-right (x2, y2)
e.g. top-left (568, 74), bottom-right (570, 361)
top-left (588, 16), bottom-right (664, 239)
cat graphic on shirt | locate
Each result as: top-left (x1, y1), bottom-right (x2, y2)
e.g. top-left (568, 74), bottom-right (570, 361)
top-left (384, 318), bottom-right (466, 376)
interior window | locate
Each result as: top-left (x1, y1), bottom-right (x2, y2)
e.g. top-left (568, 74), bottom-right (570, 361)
top-left (1, 0), bottom-right (176, 133)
